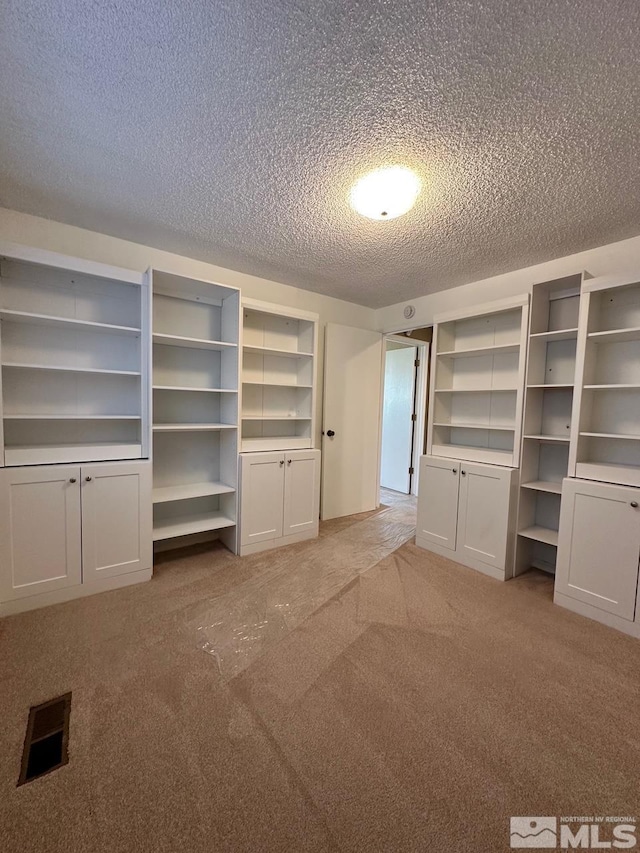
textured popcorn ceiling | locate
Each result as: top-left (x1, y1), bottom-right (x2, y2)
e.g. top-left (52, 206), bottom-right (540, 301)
top-left (1, 1), bottom-right (640, 308)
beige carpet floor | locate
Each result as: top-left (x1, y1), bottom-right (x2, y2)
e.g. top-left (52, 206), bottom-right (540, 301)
top-left (0, 489), bottom-right (638, 853)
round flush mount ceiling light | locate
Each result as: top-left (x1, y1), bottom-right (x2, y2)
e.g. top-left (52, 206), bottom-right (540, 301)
top-left (350, 166), bottom-right (421, 221)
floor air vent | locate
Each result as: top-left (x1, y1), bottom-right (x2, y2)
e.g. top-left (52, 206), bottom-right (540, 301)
top-left (18, 693), bottom-right (71, 785)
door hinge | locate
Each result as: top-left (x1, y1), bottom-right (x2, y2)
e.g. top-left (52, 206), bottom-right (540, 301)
top-left (414, 359), bottom-right (420, 367)
top-left (411, 413), bottom-right (417, 421)
top-left (409, 467), bottom-right (414, 475)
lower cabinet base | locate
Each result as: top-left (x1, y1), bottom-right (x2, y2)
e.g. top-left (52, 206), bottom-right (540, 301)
top-left (415, 536), bottom-right (508, 582)
top-left (0, 567), bottom-right (153, 618)
top-left (239, 527), bottom-right (318, 557)
top-left (553, 590), bottom-right (640, 640)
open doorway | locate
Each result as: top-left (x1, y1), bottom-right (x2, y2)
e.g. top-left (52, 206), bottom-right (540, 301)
top-left (379, 329), bottom-right (432, 498)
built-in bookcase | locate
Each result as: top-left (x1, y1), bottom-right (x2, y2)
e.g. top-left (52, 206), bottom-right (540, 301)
top-left (515, 275), bottom-right (582, 574)
top-left (151, 271), bottom-right (240, 550)
top-left (240, 299), bottom-right (318, 452)
top-left (427, 295), bottom-right (529, 467)
top-left (0, 253), bottom-right (149, 466)
top-left (570, 273), bottom-right (640, 487)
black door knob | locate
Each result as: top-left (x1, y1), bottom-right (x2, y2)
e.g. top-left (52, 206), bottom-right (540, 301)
top-left (326, 429), bottom-right (335, 437)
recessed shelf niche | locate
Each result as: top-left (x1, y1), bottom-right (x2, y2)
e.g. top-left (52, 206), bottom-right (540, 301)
top-left (0, 256), bottom-right (148, 466)
top-left (571, 275), bottom-right (640, 487)
top-left (151, 271), bottom-right (240, 550)
top-left (515, 274), bottom-right (582, 575)
top-left (240, 300), bottom-right (318, 452)
top-left (427, 296), bottom-right (529, 467)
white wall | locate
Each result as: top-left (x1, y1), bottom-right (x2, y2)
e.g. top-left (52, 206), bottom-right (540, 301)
top-left (0, 207), bottom-right (377, 446)
top-left (376, 233), bottom-right (640, 332)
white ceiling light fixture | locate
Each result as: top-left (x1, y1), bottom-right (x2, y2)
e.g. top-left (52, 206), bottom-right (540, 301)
top-left (350, 166), bottom-right (421, 221)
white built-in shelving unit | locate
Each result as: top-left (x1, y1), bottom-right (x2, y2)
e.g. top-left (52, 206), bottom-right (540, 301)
top-left (570, 273), bottom-right (640, 488)
top-left (240, 298), bottom-right (318, 452)
top-left (427, 295), bottom-right (529, 467)
top-left (0, 245), bottom-right (153, 618)
top-left (515, 275), bottom-right (582, 575)
top-left (0, 253), bottom-right (149, 466)
top-left (151, 271), bottom-right (240, 550)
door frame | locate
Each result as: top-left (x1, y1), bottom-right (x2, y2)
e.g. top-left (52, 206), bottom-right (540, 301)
top-left (379, 334), bottom-right (430, 497)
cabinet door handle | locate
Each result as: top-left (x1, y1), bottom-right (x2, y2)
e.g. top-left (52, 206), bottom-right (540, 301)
top-left (279, 460), bottom-right (285, 466)
top-left (287, 459), bottom-right (292, 465)
top-left (461, 470), bottom-right (466, 476)
top-left (631, 501), bottom-right (638, 508)
top-left (85, 476), bottom-right (92, 482)
top-left (452, 468), bottom-right (457, 474)
top-left (69, 478), bottom-right (77, 484)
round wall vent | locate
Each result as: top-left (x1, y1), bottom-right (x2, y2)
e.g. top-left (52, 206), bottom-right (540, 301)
top-left (403, 305), bottom-right (416, 320)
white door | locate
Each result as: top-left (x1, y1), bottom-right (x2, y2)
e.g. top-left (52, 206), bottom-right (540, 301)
top-left (240, 452), bottom-right (285, 546)
top-left (322, 323), bottom-right (383, 520)
top-left (556, 478), bottom-right (640, 621)
top-left (0, 465), bottom-right (82, 602)
top-left (380, 345), bottom-right (416, 493)
top-left (81, 461), bottom-right (152, 582)
top-left (457, 462), bottom-right (512, 570)
top-left (283, 450), bottom-right (320, 537)
top-left (416, 456), bottom-right (459, 552)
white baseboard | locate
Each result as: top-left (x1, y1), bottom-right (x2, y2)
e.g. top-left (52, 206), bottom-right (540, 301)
top-left (239, 527), bottom-right (318, 556)
top-left (0, 568), bottom-right (153, 618)
top-left (415, 536), bottom-right (506, 581)
top-left (553, 591), bottom-right (640, 639)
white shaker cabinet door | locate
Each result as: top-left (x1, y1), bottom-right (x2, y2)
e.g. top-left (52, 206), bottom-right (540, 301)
top-left (240, 452), bottom-right (285, 546)
top-left (0, 465), bottom-right (82, 601)
top-left (555, 478), bottom-right (640, 621)
top-left (282, 450), bottom-right (320, 538)
top-left (81, 461), bottom-right (152, 582)
top-left (416, 456), bottom-right (460, 552)
top-left (457, 462), bottom-right (513, 571)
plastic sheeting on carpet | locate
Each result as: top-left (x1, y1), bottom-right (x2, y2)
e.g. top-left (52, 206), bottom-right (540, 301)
top-left (194, 494), bottom-right (416, 680)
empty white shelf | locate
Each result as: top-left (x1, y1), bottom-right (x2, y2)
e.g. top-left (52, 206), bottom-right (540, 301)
top-left (241, 415), bottom-right (311, 421)
top-left (240, 436), bottom-right (311, 452)
top-left (152, 481), bottom-right (235, 504)
top-left (529, 328), bottom-right (578, 342)
top-left (429, 444), bottom-right (515, 465)
top-left (0, 309), bottom-right (141, 336)
top-left (521, 480), bottom-right (563, 495)
top-left (575, 461), bottom-right (640, 487)
top-left (523, 434), bottom-right (571, 442)
top-left (518, 525), bottom-right (559, 546)
top-left (153, 385), bottom-right (237, 393)
top-left (4, 414), bottom-right (140, 420)
top-left (152, 333), bottom-right (237, 351)
top-left (579, 431), bottom-right (640, 441)
top-left (437, 343), bottom-right (520, 358)
top-left (243, 344), bottom-right (313, 359)
top-left (242, 381), bottom-right (313, 389)
top-left (3, 362), bottom-right (140, 376)
top-left (583, 384), bottom-right (640, 390)
top-left (588, 327), bottom-right (640, 344)
top-left (4, 442), bottom-right (143, 466)
top-left (433, 422), bottom-right (515, 431)
top-left (152, 511), bottom-right (235, 541)
top-left (527, 383), bottom-right (574, 389)
top-left (434, 387), bottom-right (517, 394)
top-left (153, 423), bottom-right (237, 432)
